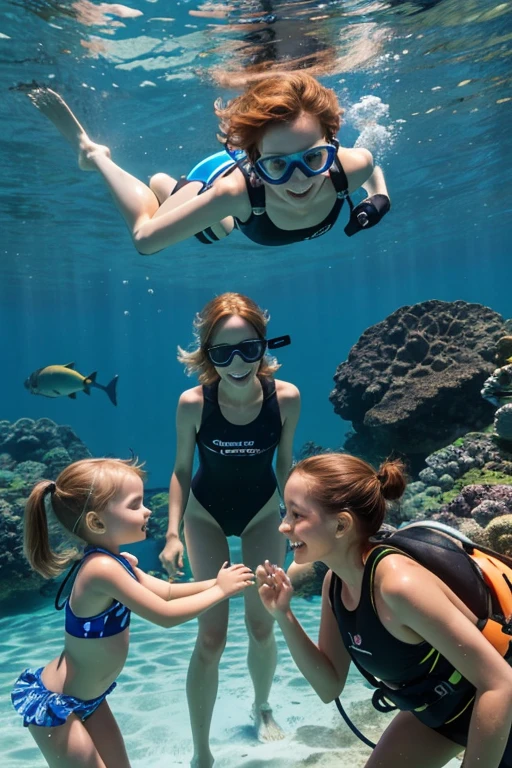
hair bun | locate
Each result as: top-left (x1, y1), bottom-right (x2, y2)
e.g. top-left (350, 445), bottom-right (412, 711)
top-left (377, 460), bottom-right (406, 501)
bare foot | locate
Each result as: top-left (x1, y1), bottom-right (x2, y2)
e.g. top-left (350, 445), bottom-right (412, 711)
top-left (251, 702), bottom-right (285, 742)
top-left (28, 87), bottom-right (111, 171)
top-left (190, 753), bottom-right (214, 768)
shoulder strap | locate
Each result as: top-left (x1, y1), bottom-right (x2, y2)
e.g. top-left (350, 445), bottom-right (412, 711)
top-left (238, 162), bottom-right (266, 215)
top-left (328, 568), bottom-right (382, 689)
top-left (55, 547), bottom-right (137, 610)
top-left (85, 546), bottom-right (137, 580)
top-left (330, 138), bottom-right (354, 212)
top-left (55, 559), bottom-right (82, 611)
top-left (260, 375), bottom-right (276, 400)
top-left (199, 381), bottom-right (219, 428)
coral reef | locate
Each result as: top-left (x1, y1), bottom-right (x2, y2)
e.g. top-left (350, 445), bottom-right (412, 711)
top-left (330, 300), bottom-right (506, 462)
top-left (495, 404), bottom-right (512, 442)
top-left (0, 418), bottom-right (91, 602)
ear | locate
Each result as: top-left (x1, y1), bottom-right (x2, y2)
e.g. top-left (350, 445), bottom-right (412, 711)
top-left (84, 511), bottom-right (106, 535)
top-left (335, 510), bottom-right (353, 538)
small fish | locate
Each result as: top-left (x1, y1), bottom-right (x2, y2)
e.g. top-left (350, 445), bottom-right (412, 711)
top-left (24, 362), bottom-right (118, 406)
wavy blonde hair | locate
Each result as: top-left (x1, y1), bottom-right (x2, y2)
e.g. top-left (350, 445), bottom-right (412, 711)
top-left (178, 292), bottom-right (281, 386)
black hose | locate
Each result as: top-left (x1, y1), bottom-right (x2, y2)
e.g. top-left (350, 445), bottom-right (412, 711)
top-left (334, 697), bottom-right (376, 749)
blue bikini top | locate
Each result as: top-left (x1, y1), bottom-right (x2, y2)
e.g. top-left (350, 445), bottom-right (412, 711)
top-left (55, 546), bottom-right (137, 639)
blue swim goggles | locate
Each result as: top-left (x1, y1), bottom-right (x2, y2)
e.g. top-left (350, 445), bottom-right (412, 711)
top-left (207, 335), bottom-right (291, 368)
top-left (254, 143), bottom-right (337, 185)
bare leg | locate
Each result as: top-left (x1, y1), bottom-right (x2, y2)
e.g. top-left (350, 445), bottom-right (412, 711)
top-left (83, 700), bottom-right (131, 768)
top-left (184, 498), bottom-right (230, 768)
top-left (241, 495), bottom-right (286, 742)
top-left (364, 711), bottom-right (463, 767)
top-left (28, 88), bottom-right (159, 235)
top-left (149, 173), bottom-right (234, 239)
top-left (28, 90), bottom-right (234, 243)
top-left (28, 713), bottom-right (109, 768)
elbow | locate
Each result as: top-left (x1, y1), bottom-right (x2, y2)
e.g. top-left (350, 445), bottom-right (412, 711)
top-left (318, 687), bottom-right (340, 705)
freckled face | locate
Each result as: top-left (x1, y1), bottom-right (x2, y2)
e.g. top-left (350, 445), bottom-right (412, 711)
top-left (258, 112), bottom-right (330, 206)
top-left (209, 315), bottom-right (262, 388)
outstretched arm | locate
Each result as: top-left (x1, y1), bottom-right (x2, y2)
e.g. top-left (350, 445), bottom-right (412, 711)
top-left (87, 555), bottom-right (254, 628)
top-left (258, 565), bottom-right (351, 702)
top-left (133, 568), bottom-right (216, 600)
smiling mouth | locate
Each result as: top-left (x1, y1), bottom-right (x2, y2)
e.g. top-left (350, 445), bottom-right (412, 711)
top-left (141, 523), bottom-right (148, 532)
top-left (290, 541), bottom-right (305, 550)
top-left (287, 186), bottom-right (312, 199)
top-left (229, 371), bottom-right (251, 381)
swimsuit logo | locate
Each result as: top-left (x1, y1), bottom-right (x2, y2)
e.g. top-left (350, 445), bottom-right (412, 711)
top-left (304, 224), bottom-right (332, 240)
top-left (348, 632), bottom-right (372, 655)
top-left (212, 438), bottom-right (264, 456)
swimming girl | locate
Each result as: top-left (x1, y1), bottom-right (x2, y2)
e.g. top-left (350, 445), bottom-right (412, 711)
top-left (28, 72), bottom-right (390, 253)
top-left (11, 457), bottom-right (254, 768)
top-left (158, 292), bottom-right (300, 767)
top-left (257, 453), bottom-right (512, 768)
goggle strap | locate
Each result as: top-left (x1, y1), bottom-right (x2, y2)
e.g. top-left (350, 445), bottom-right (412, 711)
top-left (268, 335), bottom-right (291, 350)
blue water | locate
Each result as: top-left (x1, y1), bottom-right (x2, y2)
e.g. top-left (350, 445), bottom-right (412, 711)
top-left (0, 0), bottom-right (509, 764)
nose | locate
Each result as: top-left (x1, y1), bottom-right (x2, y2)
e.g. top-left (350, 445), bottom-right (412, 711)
top-left (279, 518), bottom-right (292, 534)
top-left (289, 166), bottom-right (308, 184)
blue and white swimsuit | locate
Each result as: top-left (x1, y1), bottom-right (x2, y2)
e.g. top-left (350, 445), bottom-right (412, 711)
top-left (11, 547), bottom-right (137, 728)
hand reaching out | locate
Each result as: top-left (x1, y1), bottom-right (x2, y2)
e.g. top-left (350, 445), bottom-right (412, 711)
top-left (215, 562), bottom-right (255, 597)
top-left (256, 560), bottom-right (294, 616)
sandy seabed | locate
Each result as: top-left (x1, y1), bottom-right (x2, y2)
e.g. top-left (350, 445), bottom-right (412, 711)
top-left (0, 547), bottom-right (462, 768)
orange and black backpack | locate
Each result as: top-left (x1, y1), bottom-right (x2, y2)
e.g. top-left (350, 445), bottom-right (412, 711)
top-left (372, 521), bottom-right (512, 657)
top-left (335, 520), bottom-right (512, 748)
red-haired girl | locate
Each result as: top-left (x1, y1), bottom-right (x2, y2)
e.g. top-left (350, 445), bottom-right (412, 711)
top-left (29, 72), bottom-right (390, 252)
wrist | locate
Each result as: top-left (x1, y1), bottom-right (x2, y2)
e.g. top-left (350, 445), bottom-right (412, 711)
top-left (209, 584), bottom-right (226, 601)
top-left (166, 531), bottom-right (179, 541)
top-left (275, 607), bottom-right (294, 624)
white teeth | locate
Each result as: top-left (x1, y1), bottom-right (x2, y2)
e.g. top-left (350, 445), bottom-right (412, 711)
top-left (141, 524), bottom-right (147, 531)
top-left (230, 372), bottom-right (249, 379)
top-left (290, 541), bottom-right (304, 549)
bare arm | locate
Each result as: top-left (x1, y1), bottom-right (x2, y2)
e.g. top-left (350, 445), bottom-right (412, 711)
top-left (133, 568), bottom-right (215, 600)
top-left (167, 391), bottom-right (200, 537)
top-left (339, 147), bottom-right (389, 198)
top-left (262, 568), bottom-right (351, 703)
top-left (134, 173), bottom-right (246, 254)
top-left (275, 382), bottom-right (301, 495)
top-left (382, 563), bottom-right (512, 768)
top-left (88, 557), bottom-right (253, 629)
top-left (160, 390), bottom-right (199, 576)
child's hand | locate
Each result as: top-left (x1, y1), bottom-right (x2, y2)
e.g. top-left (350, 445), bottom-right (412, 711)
top-left (121, 552), bottom-right (139, 568)
top-left (215, 562), bottom-right (254, 597)
top-left (256, 560), bottom-right (293, 616)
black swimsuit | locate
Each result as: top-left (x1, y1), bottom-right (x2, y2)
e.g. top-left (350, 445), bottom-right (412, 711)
top-left (329, 547), bottom-right (512, 761)
top-left (190, 376), bottom-right (282, 536)
top-left (171, 155), bottom-right (353, 246)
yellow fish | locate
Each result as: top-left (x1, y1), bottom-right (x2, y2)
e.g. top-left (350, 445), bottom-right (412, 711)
top-left (24, 362), bottom-right (118, 406)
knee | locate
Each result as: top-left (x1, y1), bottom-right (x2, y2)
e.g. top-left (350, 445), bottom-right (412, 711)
top-left (149, 172), bottom-right (174, 200)
top-left (245, 617), bottom-right (274, 645)
top-left (196, 627), bottom-right (227, 662)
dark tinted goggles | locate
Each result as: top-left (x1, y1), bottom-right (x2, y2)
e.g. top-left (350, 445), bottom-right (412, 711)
top-left (207, 335), bottom-right (291, 368)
